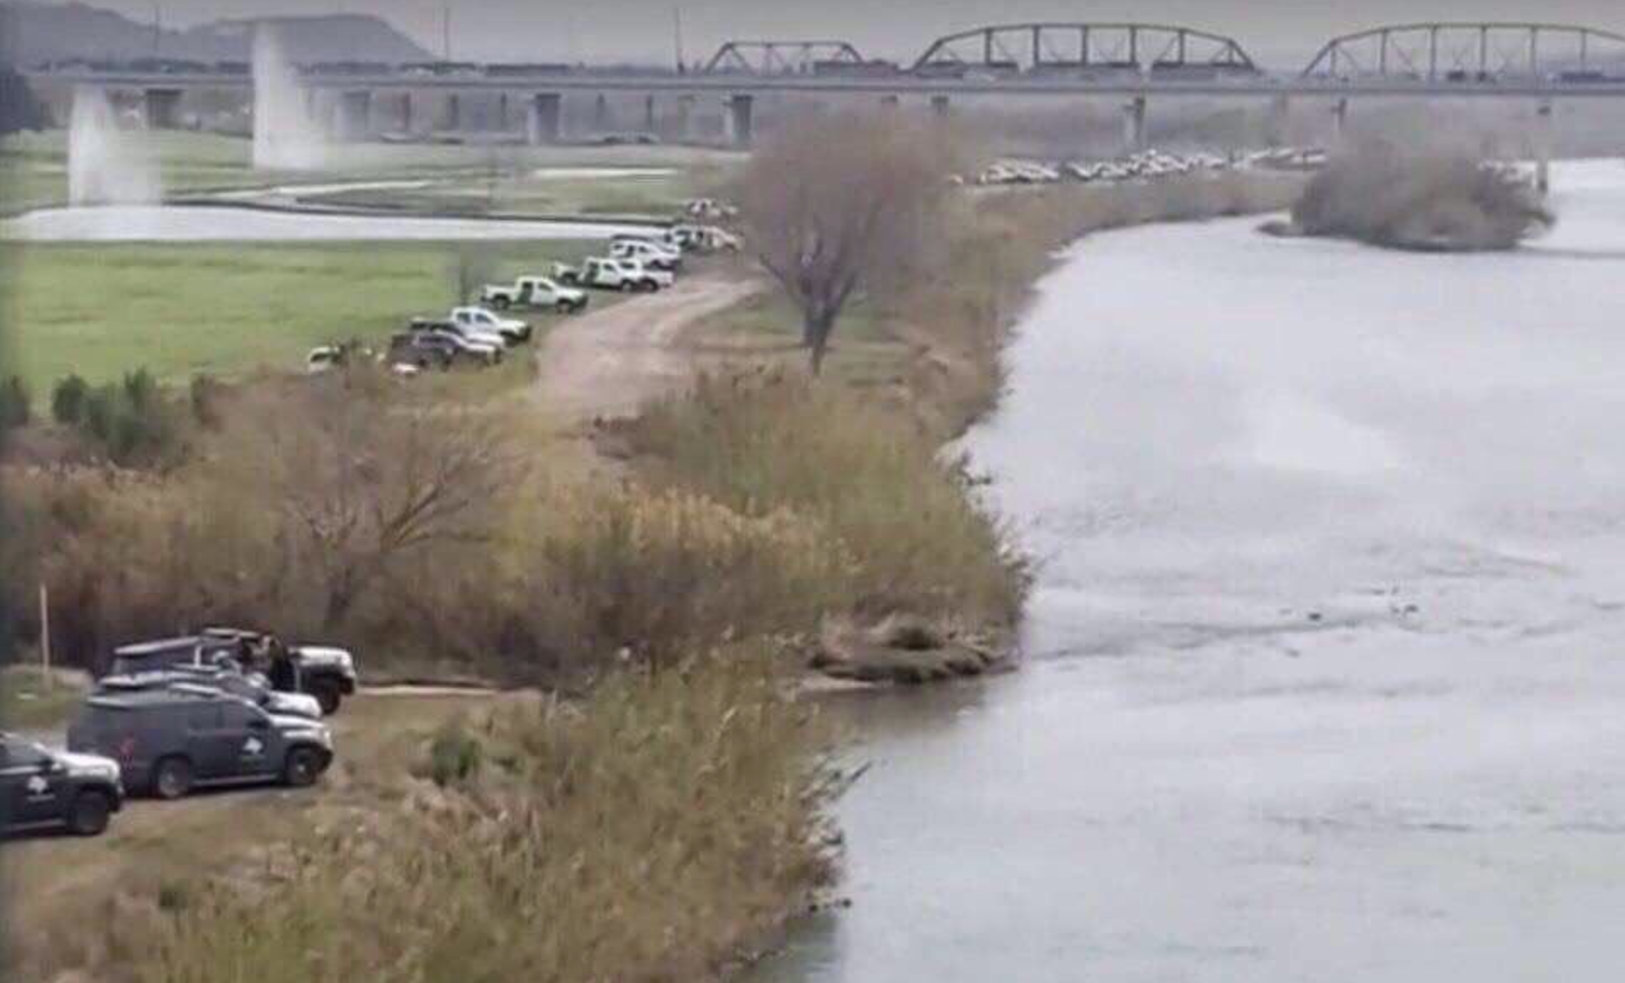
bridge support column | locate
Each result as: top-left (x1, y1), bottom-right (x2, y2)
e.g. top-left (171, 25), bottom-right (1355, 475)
top-left (335, 90), bottom-right (372, 142)
top-left (1266, 94), bottom-right (1291, 148)
top-left (727, 94), bottom-right (755, 149)
top-left (880, 94), bottom-right (901, 111)
top-left (497, 93), bottom-right (510, 132)
top-left (676, 95), bottom-right (696, 144)
top-left (143, 88), bottom-right (183, 129)
top-left (444, 93), bottom-right (462, 133)
top-left (593, 93), bottom-right (612, 132)
top-left (401, 92), bottom-right (413, 135)
top-left (644, 94), bottom-right (657, 132)
top-left (1122, 95), bottom-right (1148, 153)
top-left (304, 88), bottom-right (317, 122)
top-left (1535, 100), bottom-right (1555, 194)
top-left (931, 95), bottom-right (951, 119)
top-left (526, 93), bottom-right (563, 145)
top-left (1331, 97), bottom-right (1350, 144)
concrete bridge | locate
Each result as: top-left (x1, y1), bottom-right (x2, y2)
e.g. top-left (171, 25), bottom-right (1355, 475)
top-left (22, 21), bottom-right (1625, 150)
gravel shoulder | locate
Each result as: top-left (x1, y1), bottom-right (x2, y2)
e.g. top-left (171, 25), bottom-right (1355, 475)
top-left (533, 271), bottom-right (765, 425)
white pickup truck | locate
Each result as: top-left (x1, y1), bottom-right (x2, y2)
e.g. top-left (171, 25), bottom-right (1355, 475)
top-left (552, 257), bottom-right (674, 293)
top-left (480, 276), bottom-right (589, 314)
top-left (609, 237), bottom-right (683, 272)
top-left (450, 306), bottom-right (532, 346)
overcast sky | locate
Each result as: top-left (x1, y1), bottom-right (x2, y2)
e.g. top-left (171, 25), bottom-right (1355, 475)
top-left (69, 1), bottom-right (1625, 65)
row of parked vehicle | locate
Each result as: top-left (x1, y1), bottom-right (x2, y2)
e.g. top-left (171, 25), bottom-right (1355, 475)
top-left (308, 221), bottom-right (743, 377)
top-left (973, 146), bottom-right (1332, 187)
top-left (1, 629), bottom-right (360, 839)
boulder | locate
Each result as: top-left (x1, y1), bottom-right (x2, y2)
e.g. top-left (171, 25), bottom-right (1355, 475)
top-left (810, 615), bottom-right (1007, 686)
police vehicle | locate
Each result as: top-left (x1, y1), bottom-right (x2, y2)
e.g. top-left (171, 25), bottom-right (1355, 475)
top-left (66, 687), bottom-right (334, 800)
top-left (0, 733), bottom-right (124, 836)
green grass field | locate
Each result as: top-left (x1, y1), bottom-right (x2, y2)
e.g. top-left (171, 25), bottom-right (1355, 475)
top-left (3, 240), bottom-right (603, 396)
top-left (2, 129), bottom-right (737, 214)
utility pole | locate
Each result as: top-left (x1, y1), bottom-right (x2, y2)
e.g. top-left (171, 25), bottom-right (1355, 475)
top-left (673, 8), bottom-right (686, 74)
top-left (442, 3), bottom-right (452, 61)
top-left (152, 2), bottom-right (162, 57)
top-left (38, 584), bottom-right (52, 694)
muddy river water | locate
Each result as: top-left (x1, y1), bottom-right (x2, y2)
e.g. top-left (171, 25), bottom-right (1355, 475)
top-left (751, 160), bottom-right (1625, 983)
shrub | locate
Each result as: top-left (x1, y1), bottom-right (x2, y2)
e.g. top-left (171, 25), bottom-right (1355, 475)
top-left (630, 374), bottom-right (1027, 628)
top-left (1292, 143), bottom-right (1553, 250)
top-left (425, 719), bottom-right (484, 787)
top-left (51, 374), bottom-right (88, 425)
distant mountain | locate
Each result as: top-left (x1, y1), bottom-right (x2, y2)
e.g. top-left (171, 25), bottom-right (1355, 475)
top-left (0, 2), bottom-right (434, 67)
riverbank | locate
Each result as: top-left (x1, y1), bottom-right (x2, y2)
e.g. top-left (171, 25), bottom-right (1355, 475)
top-left (1, 169), bottom-right (1306, 983)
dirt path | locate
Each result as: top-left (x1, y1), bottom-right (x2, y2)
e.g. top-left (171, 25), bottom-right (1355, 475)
top-left (533, 272), bottom-right (763, 424)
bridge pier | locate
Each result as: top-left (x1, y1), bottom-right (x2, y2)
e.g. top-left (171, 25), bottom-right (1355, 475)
top-left (1535, 100), bottom-right (1554, 194)
top-left (444, 93), bottom-right (462, 133)
top-left (593, 93), bottom-right (612, 132)
top-left (1122, 95), bottom-right (1148, 153)
top-left (497, 93), bottom-right (510, 132)
top-left (644, 94), bottom-right (657, 132)
top-left (675, 95), bottom-right (696, 144)
top-left (932, 95), bottom-right (951, 119)
top-left (1331, 97), bottom-right (1350, 143)
top-left (334, 90), bottom-right (372, 143)
top-left (400, 92), bottom-right (413, 135)
top-left (727, 94), bottom-right (755, 149)
top-left (526, 93), bottom-right (563, 145)
top-left (143, 88), bottom-right (183, 129)
top-left (1265, 94), bottom-right (1291, 148)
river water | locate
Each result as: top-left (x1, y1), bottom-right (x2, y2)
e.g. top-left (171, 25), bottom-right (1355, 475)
top-left (753, 160), bottom-right (1625, 982)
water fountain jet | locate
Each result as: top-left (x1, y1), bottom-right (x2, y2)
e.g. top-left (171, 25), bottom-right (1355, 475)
top-left (253, 27), bottom-right (329, 171)
top-left (67, 87), bottom-right (161, 206)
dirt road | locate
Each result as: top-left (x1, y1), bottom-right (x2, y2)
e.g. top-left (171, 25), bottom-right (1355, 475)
top-left (533, 273), bottom-right (763, 424)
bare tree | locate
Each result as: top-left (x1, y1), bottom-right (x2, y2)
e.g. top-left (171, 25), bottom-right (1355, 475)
top-left (452, 242), bottom-right (500, 306)
top-left (217, 375), bottom-right (518, 629)
top-left (741, 112), bottom-right (953, 374)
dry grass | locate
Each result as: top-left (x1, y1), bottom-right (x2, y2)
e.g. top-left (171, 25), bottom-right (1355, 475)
top-left (630, 374), bottom-right (1026, 630)
top-left (142, 654), bottom-right (835, 983)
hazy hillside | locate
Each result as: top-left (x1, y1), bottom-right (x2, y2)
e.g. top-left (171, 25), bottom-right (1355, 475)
top-left (0, 2), bottom-right (433, 66)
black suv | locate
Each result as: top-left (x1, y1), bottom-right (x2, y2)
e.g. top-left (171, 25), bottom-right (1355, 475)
top-left (0, 734), bottom-right (124, 837)
top-left (67, 688), bottom-right (334, 800)
top-left (97, 665), bottom-right (325, 721)
top-left (110, 632), bottom-right (359, 716)
top-left (389, 330), bottom-right (458, 371)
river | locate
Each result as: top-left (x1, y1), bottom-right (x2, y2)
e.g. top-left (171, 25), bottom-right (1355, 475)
top-left (752, 159), bottom-right (1625, 982)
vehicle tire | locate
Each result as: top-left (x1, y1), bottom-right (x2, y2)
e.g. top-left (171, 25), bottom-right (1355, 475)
top-left (311, 681), bottom-right (343, 716)
top-left (67, 790), bottom-right (112, 836)
top-left (492, 296), bottom-right (510, 311)
top-left (283, 747), bottom-right (323, 788)
top-left (152, 757), bottom-right (194, 801)
top-left (620, 281), bottom-right (636, 293)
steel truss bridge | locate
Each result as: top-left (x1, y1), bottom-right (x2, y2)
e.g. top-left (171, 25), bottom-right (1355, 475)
top-left (1303, 23), bottom-right (1625, 82)
top-left (912, 23), bottom-right (1258, 77)
top-left (21, 21), bottom-right (1625, 149)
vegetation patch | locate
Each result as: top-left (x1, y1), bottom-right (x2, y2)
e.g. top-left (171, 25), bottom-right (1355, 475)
top-left (144, 654), bottom-right (836, 983)
top-left (1273, 143), bottom-right (1554, 251)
